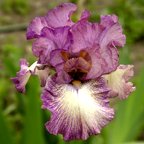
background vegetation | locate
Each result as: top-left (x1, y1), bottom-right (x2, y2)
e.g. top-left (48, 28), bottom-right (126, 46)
top-left (0, 0), bottom-right (144, 144)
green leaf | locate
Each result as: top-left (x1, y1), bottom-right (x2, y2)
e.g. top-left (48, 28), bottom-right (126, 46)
top-left (0, 108), bottom-right (14, 144)
top-left (21, 77), bottom-right (45, 144)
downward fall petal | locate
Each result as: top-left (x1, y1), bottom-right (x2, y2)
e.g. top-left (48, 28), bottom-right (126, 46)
top-left (41, 77), bottom-right (114, 140)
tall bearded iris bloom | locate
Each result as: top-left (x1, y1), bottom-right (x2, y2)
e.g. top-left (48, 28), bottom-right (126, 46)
top-left (12, 3), bottom-right (135, 141)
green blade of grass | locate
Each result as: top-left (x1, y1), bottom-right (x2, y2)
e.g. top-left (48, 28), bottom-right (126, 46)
top-left (0, 108), bottom-right (14, 144)
top-left (21, 77), bottom-right (45, 144)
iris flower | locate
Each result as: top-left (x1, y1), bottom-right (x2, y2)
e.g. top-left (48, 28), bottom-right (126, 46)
top-left (12, 3), bottom-right (135, 141)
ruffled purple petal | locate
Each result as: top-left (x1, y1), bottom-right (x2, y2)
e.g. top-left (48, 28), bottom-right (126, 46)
top-left (32, 26), bottom-right (72, 64)
top-left (85, 44), bottom-right (119, 80)
top-left (32, 38), bottom-right (55, 64)
top-left (71, 20), bottom-right (119, 79)
top-left (49, 49), bottom-right (65, 67)
top-left (100, 15), bottom-right (118, 27)
top-left (26, 17), bottom-right (48, 39)
top-left (26, 3), bottom-right (77, 40)
top-left (41, 26), bottom-right (72, 50)
top-left (11, 59), bottom-right (50, 93)
top-left (45, 3), bottom-right (77, 28)
top-left (84, 46), bottom-right (107, 79)
top-left (41, 77), bottom-right (114, 140)
top-left (80, 10), bottom-right (90, 21)
top-left (71, 15), bottom-right (125, 78)
top-left (103, 65), bottom-right (135, 99)
top-left (54, 63), bottom-right (72, 84)
top-left (100, 14), bottom-right (126, 48)
top-left (71, 21), bottom-right (103, 53)
top-left (11, 59), bottom-right (33, 93)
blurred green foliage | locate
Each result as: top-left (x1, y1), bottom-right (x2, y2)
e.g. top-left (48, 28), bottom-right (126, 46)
top-left (0, 0), bottom-right (30, 15)
top-left (108, 0), bottom-right (144, 43)
top-left (0, 0), bottom-right (144, 144)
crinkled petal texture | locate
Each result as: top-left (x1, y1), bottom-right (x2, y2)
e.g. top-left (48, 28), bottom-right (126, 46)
top-left (103, 65), bottom-right (135, 99)
top-left (45, 3), bottom-right (77, 28)
top-left (32, 26), bottom-right (72, 64)
top-left (11, 59), bottom-right (34, 93)
top-left (83, 46), bottom-right (118, 80)
top-left (41, 77), bottom-right (114, 140)
top-left (11, 59), bottom-right (49, 93)
top-left (26, 3), bottom-right (77, 39)
top-left (100, 15), bottom-right (126, 47)
top-left (26, 17), bottom-right (48, 39)
top-left (71, 15), bottom-right (125, 79)
top-left (53, 64), bottom-right (72, 84)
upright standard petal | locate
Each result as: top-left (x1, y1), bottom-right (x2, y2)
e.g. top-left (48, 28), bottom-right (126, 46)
top-left (98, 15), bottom-right (124, 74)
top-left (71, 15), bottom-right (126, 77)
top-left (103, 65), bottom-right (135, 99)
top-left (80, 10), bottom-right (91, 22)
top-left (32, 26), bottom-right (72, 64)
top-left (41, 26), bottom-right (72, 50)
top-left (71, 21), bottom-right (119, 79)
top-left (26, 17), bottom-right (48, 39)
top-left (84, 46), bottom-right (109, 80)
top-left (100, 15), bottom-right (126, 48)
top-left (41, 77), bottom-right (114, 140)
top-left (71, 22), bottom-right (103, 53)
top-left (100, 15), bottom-right (118, 27)
top-left (45, 3), bottom-right (77, 28)
top-left (26, 3), bottom-right (77, 39)
top-left (32, 38), bottom-right (55, 64)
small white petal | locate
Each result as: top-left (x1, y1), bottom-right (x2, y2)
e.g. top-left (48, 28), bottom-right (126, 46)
top-left (103, 64), bottom-right (135, 99)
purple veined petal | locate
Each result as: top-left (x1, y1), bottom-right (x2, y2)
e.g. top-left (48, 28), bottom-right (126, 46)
top-left (26, 3), bottom-right (77, 40)
top-left (80, 10), bottom-right (91, 21)
top-left (41, 26), bottom-right (73, 50)
top-left (11, 59), bottom-right (49, 93)
top-left (85, 32), bottom-right (119, 78)
top-left (100, 14), bottom-right (126, 48)
top-left (32, 26), bottom-right (72, 64)
top-left (103, 65), bottom-right (135, 99)
top-left (84, 46), bottom-right (107, 80)
top-left (100, 15), bottom-right (118, 27)
top-left (11, 59), bottom-right (34, 93)
top-left (76, 44), bottom-right (118, 80)
top-left (49, 49), bottom-right (65, 67)
top-left (54, 63), bottom-right (72, 84)
top-left (94, 43), bottom-right (119, 76)
top-left (71, 15), bottom-right (125, 76)
top-left (45, 3), bottom-right (77, 28)
top-left (41, 77), bottom-right (114, 140)
top-left (32, 37), bottom-right (55, 64)
top-left (71, 21), bottom-right (103, 53)
top-left (26, 17), bottom-right (48, 40)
